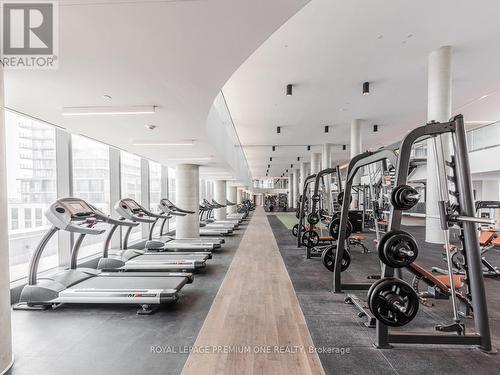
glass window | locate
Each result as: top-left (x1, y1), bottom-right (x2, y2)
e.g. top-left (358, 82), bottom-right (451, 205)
top-left (35, 208), bottom-right (42, 226)
top-left (149, 161), bottom-right (162, 212)
top-left (72, 135), bottom-right (111, 259)
top-left (5, 110), bottom-right (58, 281)
top-left (10, 208), bottom-right (19, 230)
top-left (120, 151), bottom-right (142, 242)
top-left (24, 208), bottom-right (32, 228)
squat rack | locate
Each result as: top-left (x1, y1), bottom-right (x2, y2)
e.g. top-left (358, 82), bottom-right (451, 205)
top-left (376, 115), bottom-right (493, 351)
top-left (333, 147), bottom-right (399, 293)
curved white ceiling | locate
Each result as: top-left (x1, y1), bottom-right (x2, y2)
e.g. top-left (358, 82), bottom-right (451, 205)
top-left (223, 0), bottom-right (500, 178)
top-left (4, 0), bottom-right (310, 174)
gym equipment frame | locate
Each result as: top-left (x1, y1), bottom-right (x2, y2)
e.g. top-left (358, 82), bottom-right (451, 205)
top-left (375, 115), bottom-right (493, 351)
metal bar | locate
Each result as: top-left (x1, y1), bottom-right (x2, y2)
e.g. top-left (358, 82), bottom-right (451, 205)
top-left (452, 115), bottom-right (493, 352)
top-left (333, 149), bottom-right (398, 293)
top-left (387, 333), bottom-right (481, 345)
top-left (28, 226), bottom-right (59, 285)
top-left (70, 234), bottom-right (87, 269)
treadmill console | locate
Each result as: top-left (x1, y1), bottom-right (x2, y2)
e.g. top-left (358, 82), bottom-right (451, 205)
top-left (115, 198), bottom-right (158, 223)
top-left (46, 197), bottom-right (104, 234)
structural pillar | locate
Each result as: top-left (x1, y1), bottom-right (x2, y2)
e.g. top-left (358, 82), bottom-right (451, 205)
top-left (299, 162), bottom-right (309, 193)
top-left (175, 164), bottom-right (200, 238)
top-left (322, 144), bottom-right (332, 211)
top-left (0, 67), bottom-right (13, 374)
top-left (227, 185), bottom-right (237, 214)
top-left (214, 180), bottom-right (227, 220)
top-left (237, 188), bottom-right (243, 204)
top-left (350, 118), bottom-right (362, 180)
top-left (292, 169), bottom-right (300, 208)
top-left (351, 119), bottom-right (362, 209)
top-left (288, 175), bottom-right (293, 209)
top-left (310, 153), bottom-right (321, 175)
top-left (426, 46), bottom-right (452, 244)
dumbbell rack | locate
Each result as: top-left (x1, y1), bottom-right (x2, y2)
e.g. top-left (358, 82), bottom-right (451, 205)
top-left (375, 115), bottom-right (493, 351)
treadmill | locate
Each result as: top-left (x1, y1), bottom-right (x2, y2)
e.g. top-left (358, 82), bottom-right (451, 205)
top-left (116, 198), bottom-right (218, 251)
top-left (226, 199), bottom-right (247, 221)
top-left (15, 197), bottom-right (193, 314)
top-left (199, 200), bottom-right (239, 230)
top-left (157, 198), bottom-right (226, 244)
top-left (90, 204), bottom-right (210, 272)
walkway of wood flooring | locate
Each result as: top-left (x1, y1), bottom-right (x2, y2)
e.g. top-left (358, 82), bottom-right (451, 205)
top-left (181, 207), bottom-right (325, 375)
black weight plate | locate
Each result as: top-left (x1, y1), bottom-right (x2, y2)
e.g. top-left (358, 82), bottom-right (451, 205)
top-left (377, 230), bottom-right (408, 266)
top-left (328, 218), bottom-right (353, 240)
top-left (301, 230), bottom-right (320, 248)
top-left (292, 224), bottom-right (299, 237)
top-left (307, 212), bottom-right (320, 225)
top-left (391, 185), bottom-right (419, 211)
top-left (321, 246), bottom-right (350, 272)
top-left (382, 231), bottom-right (418, 268)
top-left (368, 277), bottom-right (419, 327)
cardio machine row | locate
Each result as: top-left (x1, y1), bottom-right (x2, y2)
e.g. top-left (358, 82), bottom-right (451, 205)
top-left (15, 196), bottom-right (251, 315)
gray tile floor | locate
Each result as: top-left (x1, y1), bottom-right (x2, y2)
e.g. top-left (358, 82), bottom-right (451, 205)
top-left (268, 214), bottom-right (500, 375)
top-left (7, 223), bottom-right (248, 375)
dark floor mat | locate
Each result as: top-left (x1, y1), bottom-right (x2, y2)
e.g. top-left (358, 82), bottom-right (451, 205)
top-left (268, 214), bottom-right (500, 375)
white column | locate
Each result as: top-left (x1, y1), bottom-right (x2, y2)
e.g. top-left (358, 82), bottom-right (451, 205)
top-left (227, 185), bottom-right (237, 214)
top-left (481, 181), bottom-right (499, 201)
top-left (292, 168), bottom-right (300, 208)
top-left (140, 158), bottom-right (150, 238)
top-left (237, 188), bottom-right (243, 204)
top-left (322, 144), bottom-right (332, 211)
top-left (426, 46), bottom-right (452, 244)
top-left (300, 162), bottom-right (309, 193)
top-left (350, 119), bottom-right (362, 185)
top-left (288, 175), bottom-right (293, 209)
top-left (0, 67), bottom-right (13, 374)
top-left (310, 153), bottom-right (321, 175)
top-left (214, 180), bottom-right (227, 220)
top-left (175, 164), bottom-right (200, 238)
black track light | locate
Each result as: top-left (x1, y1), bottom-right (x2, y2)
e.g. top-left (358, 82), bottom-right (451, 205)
top-left (363, 81), bottom-right (370, 95)
top-left (268, 164), bottom-right (270, 168)
top-left (342, 145), bottom-right (346, 151)
top-left (272, 145), bottom-right (276, 151)
top-left (324, 126), bottom-right (329, 133)
top-left (277, 126), bottom-right (281, 134)
top-left (373, 124), bottom-right (378, 132)
top-left (307, 145), bottom-right (311, 151)
top-left (286, 169), bottom-right (288, 173)
top-left (297, 157), bottom-right (300, 162)
top-left (291, 164), bottom-right (293, 168)
top-left (286, 84), bottom-right (293, 96)
top-left (270, 157), bottom-right (273, 162)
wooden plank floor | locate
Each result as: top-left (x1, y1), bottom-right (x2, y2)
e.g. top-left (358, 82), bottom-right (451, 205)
top-left (181, 207), bottom-right (325, 375)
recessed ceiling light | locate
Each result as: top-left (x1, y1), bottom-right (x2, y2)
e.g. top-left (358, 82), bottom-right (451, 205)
top-left (286, 84), bottom-right (293, 96)
top-left (133, 140), bottom-right (194, 146)
top-left (377, 35), bottom-right (384, 40)
top-left (62, 105), bottom-right (156, 116)
top-left (168, 156), bottom-right (213, 161)
top-left (103, 94), bottom-right (112, 100)
top-left (479, 94), bottom-right (489, 100)
top-left (407, 34), bottom-right (414, 38)
top-left (145, 124), bottom-right (156, 130)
